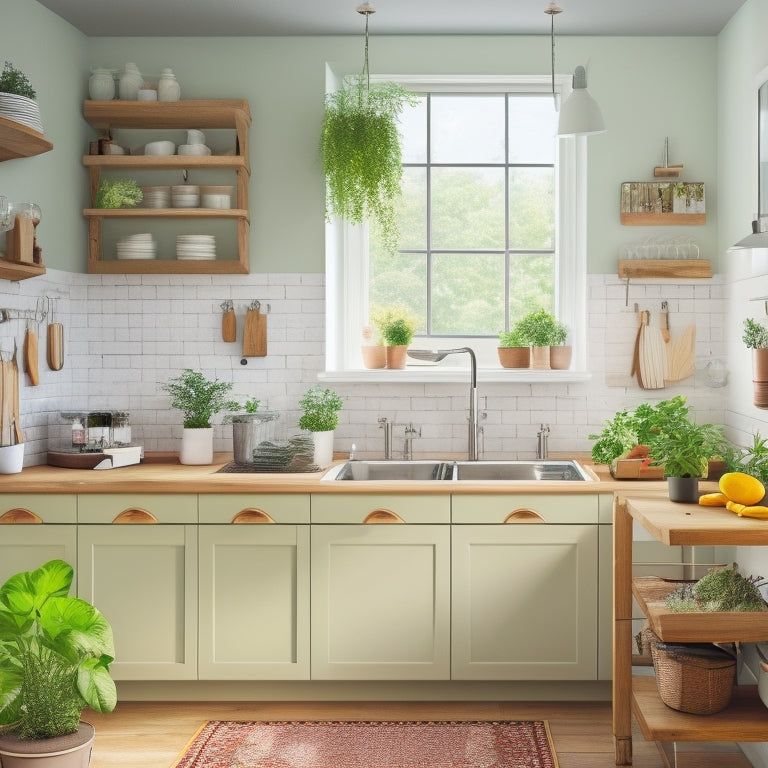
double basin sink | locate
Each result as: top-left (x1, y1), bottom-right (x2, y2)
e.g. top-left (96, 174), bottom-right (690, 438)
top-left (322, 459), bottom-right (592, 482)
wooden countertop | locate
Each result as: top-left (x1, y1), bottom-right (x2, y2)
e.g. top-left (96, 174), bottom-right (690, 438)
top-left (0, 453), bottom-right (669, 495)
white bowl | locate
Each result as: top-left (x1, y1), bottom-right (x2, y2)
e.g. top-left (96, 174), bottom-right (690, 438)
top-left (177, 144), bottom-right (211, 156)
top-left (145, 140), bottom-right (176, 156)
top-left (0, 443), bottom-right (24, 474)
top-left (201, 194), bottom-right (231, 209)
top-left (186, 129), bottom-right (206, 145)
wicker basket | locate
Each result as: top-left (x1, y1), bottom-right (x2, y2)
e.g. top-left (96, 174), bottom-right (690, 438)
top-left (647, 630), bottom-right (736, 715)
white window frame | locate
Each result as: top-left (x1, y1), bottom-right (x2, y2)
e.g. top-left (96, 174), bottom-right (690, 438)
top-left (324, 74), bottom-right (589, 382)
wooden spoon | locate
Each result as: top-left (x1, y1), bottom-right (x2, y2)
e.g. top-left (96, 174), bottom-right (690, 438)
top-left (23, 323), bottom-right (39, 386)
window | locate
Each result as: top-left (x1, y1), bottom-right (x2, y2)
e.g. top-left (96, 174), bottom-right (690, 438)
top-left (325, 74), bottom-right (588, 375)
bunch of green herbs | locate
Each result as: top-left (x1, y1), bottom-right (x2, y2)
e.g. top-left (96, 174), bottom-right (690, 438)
top-left (298, 385), bottom-right (343, 432)
top-left (0, 61), bottom-right (36, 99)
top-left (665, 565), bottom-right (767, 613)
top-left (95, 178), bottom-right (143, 209)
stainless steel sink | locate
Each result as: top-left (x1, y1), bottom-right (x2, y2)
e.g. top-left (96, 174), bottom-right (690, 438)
top-left (454, 460), bottom-right (590, 482)
top-left (324, 460), bottom-right (455, 481)
top-left (322, 459), bottom-right (591, 482)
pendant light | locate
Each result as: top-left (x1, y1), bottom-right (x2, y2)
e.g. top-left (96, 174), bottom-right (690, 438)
top-left (730, 216), bottom-right (768, 250)
top-left (545, 2), bottom-right (606, 137)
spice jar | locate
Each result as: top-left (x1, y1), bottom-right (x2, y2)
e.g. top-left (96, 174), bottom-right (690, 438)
top-left (157, 69), bottom-right (181, 102)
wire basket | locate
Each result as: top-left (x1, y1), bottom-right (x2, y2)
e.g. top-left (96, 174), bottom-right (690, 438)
top-left (645, 629), bottom-right (736, 715)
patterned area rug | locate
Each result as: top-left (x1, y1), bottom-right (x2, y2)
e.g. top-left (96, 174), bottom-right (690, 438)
top-left (170, 720), bottom-right (559, 768)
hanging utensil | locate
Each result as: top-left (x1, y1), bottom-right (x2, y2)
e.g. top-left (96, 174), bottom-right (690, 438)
top-left (639, 310), bottom-right (668, 389)
top-left (11, 339), bottom-right (21, 444)
top-left (221, 299), bottom-right (236, 343)
top-left (631, 309), bottom-right (646, 388)
top-left (667, 325), bottom-right (696, 382)
top-left (23, 317), bottom-right (39, 386)
top-left (660, 301), bottom-right (670, 343)
top-left (242, 300), bottom-right (267, 357)
top-left (46, 296), bottom-right (64, 371)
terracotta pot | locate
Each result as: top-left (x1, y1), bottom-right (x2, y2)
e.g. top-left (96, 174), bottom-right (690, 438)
top-left (549, 345), bottom-right (572, 370)
top-left (361, 345), bottom-right (387, 369)
top-left (667, 476), bottom-right (700, 504)
top-left (754, 348), bottom-right (768, 383)
top-left (754, 381), bottom-right (768, 409)
top-left (497, 347), bottom-right (530, 368)
top-left (0, 722), bottom-right (94, 768)
top-left (530, 346), bottom-right (551, 370)
top-left (385, 345), bottom-right (408, 369)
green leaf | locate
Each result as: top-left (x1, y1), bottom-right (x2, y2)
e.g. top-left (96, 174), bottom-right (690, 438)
top-left (77, 657), bottom-right (117, 714)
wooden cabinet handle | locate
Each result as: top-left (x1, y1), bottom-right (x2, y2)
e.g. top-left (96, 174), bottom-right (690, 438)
top-left (231, 508), bottom-right (275, 524)
top-left (363, 508), bottom-right (405, 524)
top-left (0, 508), bottom-right (42, 524)
top-left (112, 507), bottom-right (158, 524)
top-left (503, 508), bottom-right (545, 524)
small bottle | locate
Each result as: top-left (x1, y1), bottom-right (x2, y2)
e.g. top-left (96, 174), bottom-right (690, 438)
top-left (71, 417), bottom-right (86, 448)
top-left (157, 68), bottom-right (180, 102)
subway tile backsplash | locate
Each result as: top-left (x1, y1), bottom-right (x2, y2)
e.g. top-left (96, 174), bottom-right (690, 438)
top-left (4, 269), bottom-right (728, 466)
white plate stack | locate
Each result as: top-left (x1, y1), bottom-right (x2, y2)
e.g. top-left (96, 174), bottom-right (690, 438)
top-left (116, 233), bottom-right (157, 260)
top-left (0, 93), bottom-right (43, 133)
top-left (140, 186), bottom-right (171, 209)
top-left (176, 234), bottom-right (216, 260)
top-left (171, 185), bottom-right (200, 208)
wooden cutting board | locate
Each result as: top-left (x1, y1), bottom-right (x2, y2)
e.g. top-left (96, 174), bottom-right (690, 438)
top-left (242, 308), bottom-right (267, 357)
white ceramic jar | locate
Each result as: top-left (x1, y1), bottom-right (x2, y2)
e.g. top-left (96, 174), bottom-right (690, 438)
top-left (88, 68), bottom-right (115, 101)
top-left (157, 68), bottom-right (181, 102)
top-left (118, 62), bottom-right (143, 100)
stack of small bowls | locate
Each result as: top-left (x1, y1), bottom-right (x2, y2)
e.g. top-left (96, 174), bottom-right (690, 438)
top-left (176, 234), bottom-right (216, 261)
top-left (171, 185), bottom-right (200, 208)
top-left (141, 186), bottom-right (171, 208)
top-left (200, 185), bottom-right (233, 209)
top-left (177, 129), bottom-right (211, 157)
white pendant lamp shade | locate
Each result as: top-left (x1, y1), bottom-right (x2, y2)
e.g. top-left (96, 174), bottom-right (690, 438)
top-left (558, 65), bottom-right (606, 137)
top-left (731, 216), bottom-right (768, 249)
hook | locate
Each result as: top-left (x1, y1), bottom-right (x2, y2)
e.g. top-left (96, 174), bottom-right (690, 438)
top-left (182, 169), bottom-right (188, 183)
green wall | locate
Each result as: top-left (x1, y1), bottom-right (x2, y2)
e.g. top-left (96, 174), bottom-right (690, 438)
top-left (3, 5), bottom-right (720, 274)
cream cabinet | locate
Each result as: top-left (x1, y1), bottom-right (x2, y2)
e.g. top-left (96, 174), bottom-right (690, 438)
top-left (451, 493), bottom-right (600, 680)
top-left (76, 494), bottom-right (198, 681)
top-left (310, 494), bottom-right (451, 680)
top-left (197, 494), bottom-right (310, 680)
top-left (0, 495), bottom-right (77, 584)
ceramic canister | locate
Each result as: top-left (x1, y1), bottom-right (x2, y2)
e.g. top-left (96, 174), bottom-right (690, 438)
top-left (158, 69), bottom-right (181, 102)
top-left (119, 63), bottom-right (143, 100)
top-left (88, 68), bottom-right (115, 101)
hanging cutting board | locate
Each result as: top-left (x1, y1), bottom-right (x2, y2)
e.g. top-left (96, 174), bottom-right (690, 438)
top-left (666, 324), bottom-right (696, 382)
top-left (242, 307), bottom-right (267, 357)
top-left (23, 327), bottom-right (39, 386)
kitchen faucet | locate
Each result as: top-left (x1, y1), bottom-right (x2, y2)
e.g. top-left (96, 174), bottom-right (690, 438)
top-left (408, 347), bottom-right (479, 461)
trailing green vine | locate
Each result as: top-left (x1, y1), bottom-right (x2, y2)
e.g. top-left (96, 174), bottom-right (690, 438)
top-left (321, 75), bottom-right (418, 254)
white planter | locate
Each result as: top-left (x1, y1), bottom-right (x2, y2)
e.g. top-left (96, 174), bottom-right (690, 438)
top-left (0, 722), bottom-right (94, 768)
top-left (179, 428), bottom-right (213, 465)
top-left (0, 442), bottom-right (24, 474)
top-left (312, 430), bottom-right (335, 469)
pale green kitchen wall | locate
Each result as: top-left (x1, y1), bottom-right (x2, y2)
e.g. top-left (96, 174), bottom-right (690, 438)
top-left (3, 0), bottom-right (719, 275)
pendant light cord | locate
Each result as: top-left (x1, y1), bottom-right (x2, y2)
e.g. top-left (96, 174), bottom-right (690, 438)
top-left (544, 2), bottom-right (562, 105)
top-left (357, 2), bottom-right (376, 90)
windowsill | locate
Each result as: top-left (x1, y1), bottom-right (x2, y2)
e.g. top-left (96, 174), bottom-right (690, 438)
top-left (319, 367), bottom-right (593, 384)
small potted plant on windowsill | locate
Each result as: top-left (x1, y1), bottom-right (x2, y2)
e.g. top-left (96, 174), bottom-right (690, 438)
top-left (497, 328), bottom-right (531, 369)
top-left (360, 324), bottom-right (386, 369)
top-left (0, 559), bottom-right (117, 768)
top-left (375, 305), bottom-right (418, 369)
top-left (510, 309), bottom-right (567, 370)
top-left (162, 368), bottom-right (240, 465)
top-left (298, 385), bottom-right (343, 469)
top-left (743, 317), bottom-right (768, 407)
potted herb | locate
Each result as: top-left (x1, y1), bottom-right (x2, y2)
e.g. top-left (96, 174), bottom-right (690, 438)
top-left (360, 325), bottom-right (386, 369)
top-left (298, 385), bottom-right (343, 469)
top-left (725, 432), bottom-right (768, 486)
top-left (743, 318), bottom-right (768, 406)
top-left (321, 76), bottom-right (418, 254)
top-left (497, 328), bottom-right (531, 369)
top-left (95, 178), bottom-right (143, 209)
top-left (647, 418), bottom-right (729, 502)
top-left (510, 309), bottom-right (566, 369)
top-left (374, 305), bottom-right (418, 369)
top-left (0, 559), bottom-right (116, 767)
top-left (162, 368), bottom-right (240, 465)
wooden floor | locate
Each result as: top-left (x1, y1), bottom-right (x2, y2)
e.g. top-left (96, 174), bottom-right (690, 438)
top-left (83, 700), bottom-right (691, 768)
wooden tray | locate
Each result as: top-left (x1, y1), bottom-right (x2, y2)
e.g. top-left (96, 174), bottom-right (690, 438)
top-left (632, 576), bottom-right (768, 643)
top-left (47, 450), bottom-right (105, 469)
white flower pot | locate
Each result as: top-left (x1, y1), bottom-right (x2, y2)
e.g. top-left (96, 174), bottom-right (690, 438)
top-left (312, 430), bottom-right (335, 469)
top-left (0, 442), bottom-right (24, 474)
top-left (179, 428), bottom-right (213, 465)
top-left (0, 722), bottom-right (94, 768)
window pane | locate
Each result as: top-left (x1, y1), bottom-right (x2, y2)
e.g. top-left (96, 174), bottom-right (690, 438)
top-left (431, 253), bottom-right (505, 335)
top-left (431, 167), bottom-right (505, 249)
top-left (431, 95), bottom-right (505, 163)
top-left (399, 97), bottom-right (427, 164)
top-left (508, 95), bottom-right (557, 163)
top-left (508, 254), bottom-right (555, 323)
top-left (508, 167), bottom-right (555, 250)
top-left (396, 167), bottom-right (427, 251)
top-left (369, 252), bottom-right (427, 332)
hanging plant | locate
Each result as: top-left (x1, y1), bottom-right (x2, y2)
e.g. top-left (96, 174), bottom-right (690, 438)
top-left (320, 5), bottom-right (417, 253)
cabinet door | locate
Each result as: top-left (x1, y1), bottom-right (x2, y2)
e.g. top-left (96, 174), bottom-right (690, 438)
top-left (198, 525), bottom-right (310, 680)
top-left (77, 525), bottom-right (198, 680)
top-left (0, 526), bottom-right (77, 586)
top-left (452, 524), bottom-right (598, 680)
top-left (311, 524), bottom-right (451, 680)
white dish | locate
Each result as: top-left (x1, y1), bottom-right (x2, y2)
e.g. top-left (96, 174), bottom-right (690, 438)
top-left (186, 129), bottom-right (206, 145)
top-left (177, 143), bottom-right (211, 156)
top-left (201, 194), bottom-right (231, 209)
top-left (145, 140), bottom-right (176, 156)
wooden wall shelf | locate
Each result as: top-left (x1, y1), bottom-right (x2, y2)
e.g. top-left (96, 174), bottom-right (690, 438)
top-left (0, 116), bottom-right (53, 162)
top-left (0, 259), bottom-right (46, 281)
top-left (618, 259), bottom-right (712, 279)
top-left (620, 212), bottom-right (706, 226)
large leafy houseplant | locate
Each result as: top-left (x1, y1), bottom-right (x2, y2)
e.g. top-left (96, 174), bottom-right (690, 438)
top-left (321, 75), bottom-right (417, 254)
top-left (162, 369), bottom-right (240, 429)
top-left (0, 559), bottom-right (116, 741)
